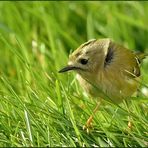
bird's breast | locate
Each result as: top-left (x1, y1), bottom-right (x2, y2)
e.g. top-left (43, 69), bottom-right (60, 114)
top-left (76, 70), bottom-right (140, 104)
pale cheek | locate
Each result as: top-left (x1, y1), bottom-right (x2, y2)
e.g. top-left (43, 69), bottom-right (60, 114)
top-left (91, 59), bottom-right (102, 71)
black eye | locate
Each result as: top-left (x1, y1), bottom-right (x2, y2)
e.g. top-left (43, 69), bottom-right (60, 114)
top-left (80, 59), bottom-right (88, 65)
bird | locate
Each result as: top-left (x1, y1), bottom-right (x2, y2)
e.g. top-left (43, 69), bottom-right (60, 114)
top-left (59, 38), bottom-right (147, 132)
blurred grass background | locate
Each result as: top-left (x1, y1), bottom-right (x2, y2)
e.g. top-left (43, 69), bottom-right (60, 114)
top-left (0, 1), bottom-right (148, 147)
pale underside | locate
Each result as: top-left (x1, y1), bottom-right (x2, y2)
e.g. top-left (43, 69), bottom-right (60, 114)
top-left (77, 71), bottom-right (140, 104)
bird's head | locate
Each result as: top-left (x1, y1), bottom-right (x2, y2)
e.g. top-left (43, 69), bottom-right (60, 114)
top-left (59, 38), bottom-right (112, 78)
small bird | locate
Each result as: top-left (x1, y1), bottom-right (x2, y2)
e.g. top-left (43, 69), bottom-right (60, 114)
top-left (59, 38), bottom-right (147, 131)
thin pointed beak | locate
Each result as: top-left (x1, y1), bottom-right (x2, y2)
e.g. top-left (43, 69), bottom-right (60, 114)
top-left (58, 65), bottom-right (76, 73)
top-left (59, 65), bottom-right (74, 73)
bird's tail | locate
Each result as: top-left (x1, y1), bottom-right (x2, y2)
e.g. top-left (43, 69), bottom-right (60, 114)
top-left (135, 52), bottom-right (148, 63)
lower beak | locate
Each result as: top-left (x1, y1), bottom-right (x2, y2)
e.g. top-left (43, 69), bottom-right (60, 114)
top-left (59, 65), bottom-right (77, 73)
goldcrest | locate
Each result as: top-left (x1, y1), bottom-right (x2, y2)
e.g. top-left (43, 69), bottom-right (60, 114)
top-left (59, 38), bottom-right (147, 103)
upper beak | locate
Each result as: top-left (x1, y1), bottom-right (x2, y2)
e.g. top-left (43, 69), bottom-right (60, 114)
top-left (58, 65), bottom-right (78, 73)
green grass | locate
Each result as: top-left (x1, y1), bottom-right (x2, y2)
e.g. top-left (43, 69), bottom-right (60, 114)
top-left (0, 1), bottom-right (148, 147)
